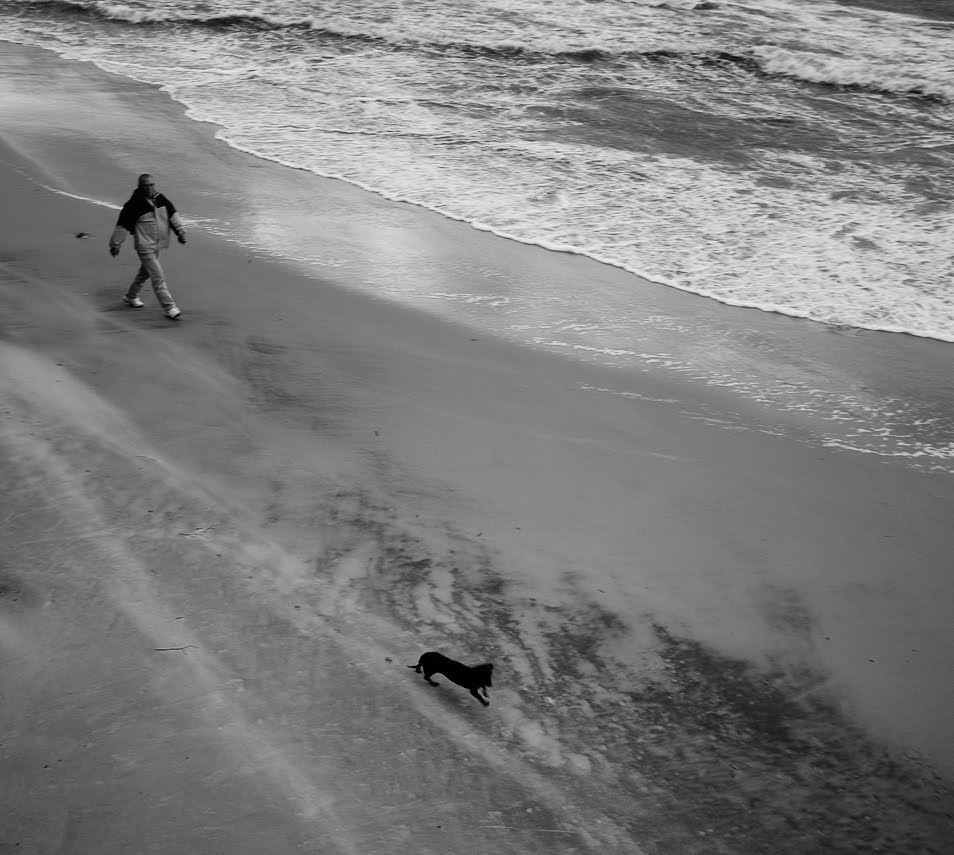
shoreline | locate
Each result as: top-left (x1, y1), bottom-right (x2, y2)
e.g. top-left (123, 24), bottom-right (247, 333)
top-left (2, 41), bottom-right (953, 854)
top-left (3, 43), bottom-right (953, 477)
top-left (4, 30), bottom-right (953, 345)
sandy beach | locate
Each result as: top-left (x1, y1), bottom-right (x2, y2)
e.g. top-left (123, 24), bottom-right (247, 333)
top-left (2, 45), bottom-right (953, 854)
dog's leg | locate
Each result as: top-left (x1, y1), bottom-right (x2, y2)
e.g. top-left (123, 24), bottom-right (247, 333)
top-left (470, 687), bottom-right (490, 706)
top-left (423, 671), bottom-right (440, 686)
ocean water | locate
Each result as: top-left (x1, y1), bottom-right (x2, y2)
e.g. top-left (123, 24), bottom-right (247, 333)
top-left (1, 0), bottom-right (952, 342)
top-left (2, 0), bottom-right (954, 471)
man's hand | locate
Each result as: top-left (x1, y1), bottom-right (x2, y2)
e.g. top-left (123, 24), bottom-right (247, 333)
top-left (109, 246), bottom-right (119, 257)
top-left (177, 233), bottom-right (187, 245)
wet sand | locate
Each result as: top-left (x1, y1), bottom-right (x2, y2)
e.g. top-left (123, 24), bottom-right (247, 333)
top-left (2, 46), bottom-right (953, 854)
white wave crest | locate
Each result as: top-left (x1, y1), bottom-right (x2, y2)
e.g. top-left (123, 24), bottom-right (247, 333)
top-left (92, 2), bottom-right (177, 24)
top-left (753, 45), bottom-right (954, 101)
top-left (627, 0), bottom-right (714, 9)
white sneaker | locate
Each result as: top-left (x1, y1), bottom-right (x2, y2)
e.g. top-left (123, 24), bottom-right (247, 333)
top-left (164, 307), bottom-right (182, 320)
top-left (123, 295), bottom-right (144, 308)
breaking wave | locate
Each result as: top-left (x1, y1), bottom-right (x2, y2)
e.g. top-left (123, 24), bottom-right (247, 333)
top-left (10, 0), bottom-right (950, 102)
top-left (752, 45), bottom-right (954, 102)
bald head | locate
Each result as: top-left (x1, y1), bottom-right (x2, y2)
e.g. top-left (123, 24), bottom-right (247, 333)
top-left (137, 174), bottom-right (158, 199)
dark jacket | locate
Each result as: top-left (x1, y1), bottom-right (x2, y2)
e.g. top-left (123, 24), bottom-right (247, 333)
top-left (109, 190), bottom-right (186, 253)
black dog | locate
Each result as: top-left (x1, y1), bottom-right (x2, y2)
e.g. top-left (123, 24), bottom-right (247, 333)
top-left (408, 651), bottom-right (493, 706)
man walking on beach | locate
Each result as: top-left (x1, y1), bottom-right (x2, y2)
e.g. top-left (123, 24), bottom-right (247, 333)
top-left (109, 173), bottom-right (187, 320)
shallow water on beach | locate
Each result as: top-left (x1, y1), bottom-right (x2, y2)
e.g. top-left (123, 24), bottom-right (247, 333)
top-left (1, 0), bottom-right (953, 344)
top-left (2, 27), bottom-right (954, 474)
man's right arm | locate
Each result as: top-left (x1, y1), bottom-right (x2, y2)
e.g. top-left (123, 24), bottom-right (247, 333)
top-left (108, 201), bottom-right (134, 255)
top-left (108, 227), bottom-right (127, 256)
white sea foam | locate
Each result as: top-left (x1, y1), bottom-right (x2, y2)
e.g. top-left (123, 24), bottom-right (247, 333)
top-left (753, 45), bottom-right (954, 101)
top-left (93, 2), bottom-right (175, 23)
top-left (2, 0), bottom-right (953, 347)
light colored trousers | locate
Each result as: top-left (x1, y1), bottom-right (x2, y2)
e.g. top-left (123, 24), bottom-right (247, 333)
top-left (125, 249), bottom-right (176, 311)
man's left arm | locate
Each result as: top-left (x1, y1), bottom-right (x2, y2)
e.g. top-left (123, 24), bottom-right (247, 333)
top-left (165, 197), bottom-right (187, 244)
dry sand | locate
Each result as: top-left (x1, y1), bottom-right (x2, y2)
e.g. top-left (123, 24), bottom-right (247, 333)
top-left (1, 46), bottom-right (953, 854)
